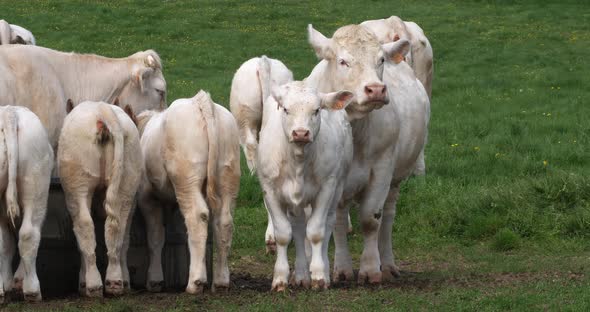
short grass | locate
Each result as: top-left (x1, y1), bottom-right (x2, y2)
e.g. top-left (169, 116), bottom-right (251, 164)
top-left (2, 0), bottom-right (590, 310)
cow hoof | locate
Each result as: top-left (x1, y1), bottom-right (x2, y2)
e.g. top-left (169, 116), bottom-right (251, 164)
top-left (13, 278), bottom-right (23, 291)
top-left (212, 283), bottom-right (229, 293)
top-left (289, 274), bottom-right (310, 289)
top-left (382, 265), bottom-right (401, 282)
top-left (265, 240), bottom-right (277, 255)
top-left (105, 280), bottom-right (124, 296)
top-left (85, 285), bottom-right (103, 298)
top-left (333, 269), bottom-right (354, 284)
top-left (24, 291), bottom-right (42, 302)
top-left (271, 282), bottom-right (287, 292)
top-left (147, 280), bottom-right (164, 293)
top-left (186, 280), bottom-right (205, 295)
top-left (311, 279), bottom-right (328, 290)
top-left (358, 271), bottom-right (382, 285)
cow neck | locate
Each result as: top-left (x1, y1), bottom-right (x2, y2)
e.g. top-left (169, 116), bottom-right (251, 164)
top-left (349, 115), bottom-right (371, 161)
top-left (64, 54), bottom-right (132, 105)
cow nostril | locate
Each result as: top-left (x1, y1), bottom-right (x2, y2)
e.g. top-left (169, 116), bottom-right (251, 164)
top-left (365, 86), bottom-right (373, 94)
top-left (304, 131), bottom-right (310, 138)
top-left (381, 85), bottom-right (387, 94)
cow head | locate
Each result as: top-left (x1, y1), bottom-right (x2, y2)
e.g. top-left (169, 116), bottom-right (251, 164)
top-left (272, 82), bottom-right (352, 146)
top-left (308, 24), bottom-right (392, 120)
top-left (118, 50), bottom-right (167, 113)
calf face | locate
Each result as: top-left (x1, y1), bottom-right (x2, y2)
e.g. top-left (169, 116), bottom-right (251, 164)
top-left (308, 24), bottom-right (389, 117)
top-left (272, 82), bottom-right (352, 145)
top-left (118, 52), bottom-right (167, 112)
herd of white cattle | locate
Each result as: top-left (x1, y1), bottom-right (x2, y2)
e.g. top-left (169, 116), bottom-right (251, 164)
top-left (0, 15), bottom-right (432, 301)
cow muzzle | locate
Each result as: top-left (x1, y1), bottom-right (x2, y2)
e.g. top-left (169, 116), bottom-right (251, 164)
top-left (364, 83), bottom-right (388, 104)
top-left (292, 129), bottom-right (311, 143)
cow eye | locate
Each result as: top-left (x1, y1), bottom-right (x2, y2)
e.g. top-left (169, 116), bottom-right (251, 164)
top-left (339, 59), bottom-right (350, 67)
top-left (380, 57), bottom-right (385, 65)
top-left (314, 108), bottom-right (321, 115)
top-left (283, 107), bottom-right (289, 115)
top-left (156, 89), bottom-right (165, 97)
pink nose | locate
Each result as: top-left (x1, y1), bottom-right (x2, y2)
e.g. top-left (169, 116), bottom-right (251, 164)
top-left (292, 129), bottom-right (311, 143)
top-left (364, 83), bottom-right (387, 102)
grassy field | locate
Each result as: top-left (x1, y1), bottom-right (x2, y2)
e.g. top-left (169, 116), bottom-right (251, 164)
top-left (2, 0), bottom-right (590, 310)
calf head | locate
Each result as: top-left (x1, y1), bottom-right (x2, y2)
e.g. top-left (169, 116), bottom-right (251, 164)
top-left (308, 24), bottom-right (393, 119)
top-left (118, 50), bottom-right (167, 113)
top-left (272, 82), bottom-right (352, 145)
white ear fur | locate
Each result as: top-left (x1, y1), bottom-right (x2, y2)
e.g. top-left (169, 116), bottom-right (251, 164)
top-left (271, 85), bottom-right (285, 109)
top-left (146, 55), bottom-right (155, 67)
top-left (135, 66), bottom-right (154, 93)
top-left (320, 90), bottom-right (354, 110)
top-left (383, 39), bottom-right (410, 64)
top-left (308, 24), bottom-right (335, 60)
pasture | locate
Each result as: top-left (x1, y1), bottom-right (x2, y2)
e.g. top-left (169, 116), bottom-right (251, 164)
top-left (2, 0), bottom-right (590, 310)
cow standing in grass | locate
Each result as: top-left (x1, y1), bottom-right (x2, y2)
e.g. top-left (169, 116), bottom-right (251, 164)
top-left (256, 55), bottom-right (353, 290)
top-left (305, 24), bottom-right (429, 284)
top-left (137, 91), bottom-right (240, 294)
top-left (0, 46), bottom-right (166, 154)
top-left (58, 101), bottom-right (142, 297)
top-left (0, 106), bottom-right (53, 302)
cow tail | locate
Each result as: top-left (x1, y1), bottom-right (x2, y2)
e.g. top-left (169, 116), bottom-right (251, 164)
top-left (193, 90), bottom-right (220, 210)
top-left (99, 106), bottom-right (124, 228)
top-left (258, 55), bottom-right (272, 108)
top-left (3, 108), bottom-right (19, 227)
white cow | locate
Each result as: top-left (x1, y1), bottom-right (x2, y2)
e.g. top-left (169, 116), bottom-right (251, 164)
top-left (230, 56), bottom-right (293, 173)
top-left (0, 45), bottom-right (166, 151)
top-left (137, 90), bottom-right (240, 294)
top-left (0, 20), bottom-right (35, 45)
top-left (58, 101), bottom-right (142, 297)
top-left (305, 24), bottom-right (428, 284)
top-left (256, 62), bottom-right (353, 290)
top-left (361, 16), bottom-right (433, 176)
top-left (0, 106), bottom-right (53, 302)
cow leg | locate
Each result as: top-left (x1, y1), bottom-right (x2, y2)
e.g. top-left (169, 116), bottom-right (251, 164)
top-left (244, 127), bottom-right (259, 174)
top-left (289, 213), bottom-right (310, 288)
top-left (307, 180), bottom-right (338, 290)
top-left (211, 192), bottom-right (235, 292)
top-left (17, 196), bottom-right (46, 302)
top-left (357, 167), bottom-right (394, 285)
top-left (12, 261), bottom-right (23, 295)
top-left (120, 199), bottom-right (135, 293)
top-left (177, 189), bottom-right (209, 294)
top-left (138, 192), bottom-right (165, 292)
top-left (104, 196), bottom-right (133, 296)
top-left (333, 201), bottom-right (353, 283)
top-left (413, 146), bottom-right (426, 176)
top-left (67, 191), bottom-right (103, 297)
top-left (264, 204), bottom-right (276, 255)
top-left (264, 190), bottom-right (290, 292)
top-left (379, 185), bottom-right (401, 281)
top-left (0, 218), bottom-right (15, 303)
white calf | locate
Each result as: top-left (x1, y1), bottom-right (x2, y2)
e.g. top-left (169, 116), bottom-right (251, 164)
top-left (137, 90), bottom-right (240, 294)
top-left (58, 101), bottom-right (142, 297)
top-left (0, 106), bottom-right (53, 302)
top-left (257, 71), bottom-right (353, 291)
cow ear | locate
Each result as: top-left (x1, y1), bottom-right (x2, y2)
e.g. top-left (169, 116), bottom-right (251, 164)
top-left (66, 99), bottom-right (74, 114)
top-left (271, 85), bottom-right (285, 109)
top-left (383, 39), bottom-right (410, 64)
top-left (134, 66), bottom-right (153, 93)
top-left (124, 105), bottom-right (138, 126)
top-left (320, 90), bottom-right (354, 111)
top-left (113, 97), bottom-right (120, 106)
top-left (308, 24), bottom-right (335, 60)
top-left (13, 35), bottom-right (26, 45)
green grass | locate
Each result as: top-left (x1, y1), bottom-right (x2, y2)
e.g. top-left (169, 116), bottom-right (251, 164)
top-left (2, 0), bottom-right (590, 310)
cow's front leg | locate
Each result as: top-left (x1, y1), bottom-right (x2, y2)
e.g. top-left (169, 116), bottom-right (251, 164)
top-left (379, 184), bottom-right (401, 281)
top-left (138, 191), bottom-right (165, 292)
top-left (177, 188), bottom-right (209, 294)
top-left (264, 204), bottom-right (276, 255)
top-left (264, 190), bottom-right (290, 292)
top-left (357, 164), bottom-right (394, 285)
top-left (307, 179), bottom-right (338, 290)
top-left (289, 213), bottom-right (310, 289)
top-left (0, 218), bottom-right (15, 303)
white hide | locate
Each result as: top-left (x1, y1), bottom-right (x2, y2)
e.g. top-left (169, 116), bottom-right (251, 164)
top-left (0, 106), bottom-right (53, 302)
top-left (138, 91), bottom-right (240, 294)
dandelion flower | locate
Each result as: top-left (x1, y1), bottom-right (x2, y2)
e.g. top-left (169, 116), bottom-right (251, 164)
top-left (543, 160), bottom-right (548, 167)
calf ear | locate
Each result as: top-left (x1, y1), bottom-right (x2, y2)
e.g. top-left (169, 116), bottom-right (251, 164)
top-left (124, 105), bottom-right (138, 126)
top-left (308, 24), bottom-right (335, 60)
top-left (13, 35), bottom-right (26, 45)
top-left (271, 85), bottom-right (285, 109)
top-left (134, 66), bottom-right (154, 93)
top-left (320, 91), bottom-right (354, 111)
top-left (112, 97), bottom-right (120, 106)
top-left (383, 39), bottom-right (410, 64)
top-left (66, 99), bottom-right (74, 114)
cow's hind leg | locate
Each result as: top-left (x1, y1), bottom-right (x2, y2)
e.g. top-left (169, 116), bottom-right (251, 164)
top-left (379, 185), bottom-right (402, 281)
top-left (0, 218), bottom-right (15, 303)
top-left (139, 191), bottom-right (165, 292)
top-left (104, 196), bottom-right (133, 296)
top-left (67, 190), bottom-right (103, 298)
top-left (17, 195), bottom-right (47, 302)
top-left (211, 191), bottom-right (235, 292)
top-left (333, 201), bottom-right (354, 283)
